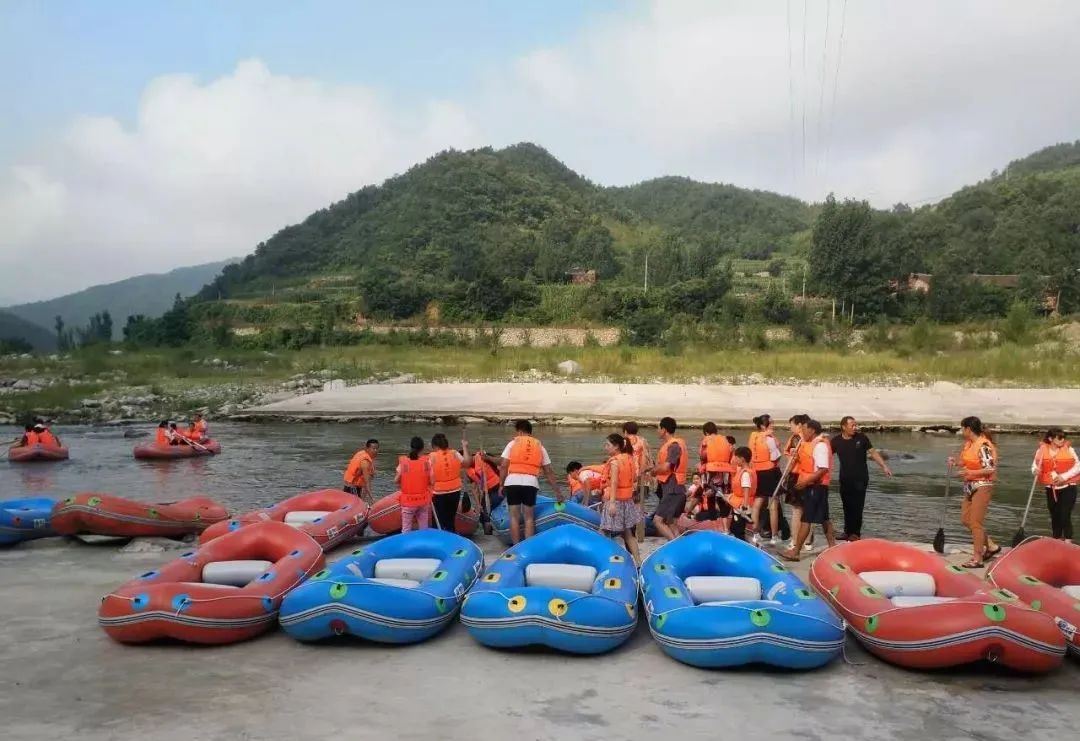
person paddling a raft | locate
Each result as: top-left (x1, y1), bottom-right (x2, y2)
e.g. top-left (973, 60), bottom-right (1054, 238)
top-left (948, 416), bottom-right (1002, 568)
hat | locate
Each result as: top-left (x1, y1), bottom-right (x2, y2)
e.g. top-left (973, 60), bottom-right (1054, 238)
top-left (33, 423), bottom-right (45, 431)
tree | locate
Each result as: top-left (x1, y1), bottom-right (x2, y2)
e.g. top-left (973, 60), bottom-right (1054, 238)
top-left (809, 196), bottom-right (893, 319)
top-left (54, 315), bottom-right (66, 351)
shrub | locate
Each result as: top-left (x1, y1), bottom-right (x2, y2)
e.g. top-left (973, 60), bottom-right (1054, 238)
top-left (1000, 301), bottom-right (1036, 345)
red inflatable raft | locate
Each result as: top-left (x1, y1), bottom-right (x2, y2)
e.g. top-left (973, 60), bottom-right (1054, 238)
top-left (51, 493), bottom-right (229, 538)
top-left (199, 489), bottom-right (369, 551)
top-left (8, 444), bottom-right (69, 462)
top-left (810, 539), bottom-right (1066, 672)
top-left (368, 491), bottom-right (479, 537)
top-left (99, 521), bottom-right (324, 644)
top-left (988, 538), bottom-right (1080, 657)
top-left (133, 439), bottom-right (221, 460)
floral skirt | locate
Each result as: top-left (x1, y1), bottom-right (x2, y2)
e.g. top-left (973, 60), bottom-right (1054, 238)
top-left (600, 499), bottom-right (643, 532)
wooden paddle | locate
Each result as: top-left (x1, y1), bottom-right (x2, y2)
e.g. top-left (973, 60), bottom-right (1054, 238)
top-left (932, 463), bottom-right (952, 554)
top-left (1011, 474), bottom-right (1041, 548)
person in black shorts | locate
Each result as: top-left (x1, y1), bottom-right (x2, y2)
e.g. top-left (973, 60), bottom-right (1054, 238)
top-left (498, 419), bottom-right (564, 543)
top-left (651, 417), bottom-right (688, 541)
top-left (781, 419), bottom-right (837, 561)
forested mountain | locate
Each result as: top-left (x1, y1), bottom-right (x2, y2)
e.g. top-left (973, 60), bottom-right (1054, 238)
top-left (0, 310), bottom-right (56, 351)
top-left (1002, 140), bottom-right (1080, 178)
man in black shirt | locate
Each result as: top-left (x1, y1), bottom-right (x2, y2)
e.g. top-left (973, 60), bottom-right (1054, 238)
top-left (830, 416), bottom-right (892, 540)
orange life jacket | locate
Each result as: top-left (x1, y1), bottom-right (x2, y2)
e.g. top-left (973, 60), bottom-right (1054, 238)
top-left (1036, 442), bottom-right (1078, 486)
top-left (701, 433), bottom-right (734, 473)
top-left (430, 449), bottom-right (463, 494)
top-left (606, 453), bottom-right (636, 501)
top-left (344, 450), bottom-right (375, 486)
top-left (23, 431), bottom-right (39, 446)
top-left (626, 433), bottom-right (647, 478)
top-left (748, 430), bottom-right (778, 472)
top-left (399, 456), bottom-right (432, 508)
top-left (729, 466), bottom-right (758, 510)
top-left (796, 435), bottom-right (832, 486)
top-left (36, 430), bottom-right (59, 447)
top-left (467, 453), bottom-right (501, 489)
top-left (155, 428), bottom-right (170, 446)
top-left (506, 435), bottom-right (543, 476)
top-left (960, 436), bottom-right (997, 482)
top-left (569, 464), bottom-right (607, 494)
top-left (192, 419), bottom-right (208, 440)
top-left (656, 436), bottom-right (688, 485)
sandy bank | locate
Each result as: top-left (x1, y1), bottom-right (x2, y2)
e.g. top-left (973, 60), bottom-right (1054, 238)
top-left (241, 381), bottom-right (1080, 431)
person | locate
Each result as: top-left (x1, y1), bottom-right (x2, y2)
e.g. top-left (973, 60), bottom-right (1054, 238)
top-left (343, 439), bottom-right (380, 503)
top-left (429, 433), bottom-right (467, 532)
top-left (155, 421), bottom-right (175, 447)
top-left (781, 414), bottom-right (813, 551)
top-left (683, 474), bottom-right (715, 521)
top-left (780, 419), bottom-right (837, 561)
top-left (699, 421), bottom-right (733, 495)
top-left (566, 461), bottom-right (606, 506)
top-left (651, 417), bottom-right (688, 541)
top-left (622, 421), bottom-right (652, 540)
top-left (467, 449), bottom-right (503, 533)
top-left (831, 416), bottom-right (892, 541)
top-left (725, 446), bottom-right (757, 541)
top-left (1032, 428), bottom-right (1079, 541)
top-left (189, 413), bottom-right (209, 443)
top-left (498, 420), bottom-right (564, 543)
top-left (947, 416), bottom-right (1001, 568)
top-left (395, 437), bottom-right (432, 532)
top-left (599, 433), bottom-right (642, 563)
top-left (748, 414), bottom-right (791, 546)
top-left (31, 421), bottom-right (61, 448)
top-left (168, 421), bottom-right (186, 446)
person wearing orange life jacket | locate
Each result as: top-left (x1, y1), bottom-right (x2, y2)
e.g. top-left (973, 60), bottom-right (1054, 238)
top-left (12, 424), bottom-right (35, 447)
top-left (651, 416), bottom-right (688, 542)
top-left (1033, 427), bottom-right (1079, 542)
top-left (188, 413), bottom-right (209, 443)
top-left (780, 419), bottom-right (837, 561)
top-left (599, 433), bottom-right (641, 563)
top-left (622, 421), bottom-right (652, 542)
top-left (467, 449), bottom-right (503, 533)
top-left (947, 416), bottom-right (1002, 568)
top-left (343, 439), bottom-right (380, 503)
top-left (566, 461), bottom-right (607, 506)
top-left (154, 421), bottom-right (174, 447)
top-left (748, 414), bottom-right (792, 547)
top-left (724, 446), bottom-right (758, 541)
top-left (31, 421), bottom-right (61, 448)
top-left (498, 419), bottom-right (564, 544)
top-left (429, 433), bottom-right (468, 532)
top-left (396, 437), bottom-right (432, 532)
top-left (699, 421), bottom-right (734, 493)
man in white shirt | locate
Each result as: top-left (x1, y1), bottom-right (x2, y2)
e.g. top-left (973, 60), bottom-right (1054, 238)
top-left (780, 419), bottom-right (837, 561)
top-left (499, 419), bottom-right (564, 543)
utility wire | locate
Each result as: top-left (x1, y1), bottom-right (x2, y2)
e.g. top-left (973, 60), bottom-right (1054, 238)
top-left (822, 0), bottom-right (848, 185)
top-left (786, 0), bottom-right (797, 191)
top-left (815, 0), bottom-right (832, 184)
top-left (801, 0), bottom-right (808, 182)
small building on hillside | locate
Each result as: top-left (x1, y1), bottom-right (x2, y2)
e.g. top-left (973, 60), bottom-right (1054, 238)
top-left (566, 268), bottom-right (597, 285)
top-left (893, 273), bottom-right (1058, 313)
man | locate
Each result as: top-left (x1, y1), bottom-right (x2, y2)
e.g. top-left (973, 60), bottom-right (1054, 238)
top-left (189, 413), bottom-right (209, 443)
top-left (31, 421), bottom-right (61, 448)
top-left (499, 420), bottom-right (564, 544)
top-left (781, 419), bottom-right (837, 561)
top-left (651, 417), bottom-right (688, 541)
top-left (343, 439), bottom-right (380, 503)
top-left (831, 416), bottom-right (892, 541)
top-left (622, 421), bottom-right (653, 542)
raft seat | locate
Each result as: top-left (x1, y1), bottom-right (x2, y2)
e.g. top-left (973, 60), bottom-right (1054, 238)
top-left (858, 570), bottom-right (936, 598)
top-left (890, 595), bottom-right (957, 608)
top-left (374, 558), bottom-right (441, 582)
top-left (369, 577), bottom-right (422, 589)
top-left (284, 510), bottom-right (332, 526)
top-left (1062, 585), bottom-right (1080, 599)
top-left (685, 576), bottom-right (763, 604)
top-left (202, 559), bottom-right (273, 587)
top-left (525, 563), bottom-right (598, 593)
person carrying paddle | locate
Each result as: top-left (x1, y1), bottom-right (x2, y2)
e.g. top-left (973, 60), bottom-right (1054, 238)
top-left (780, 419), bottom-right (837, 561)
top-left (467, 449), bottom-right (503, 533)
top-left (499, 419), bottom-right (564, 544)
top-left (1032, 428), bottom-right (1080, 541)
top-left (189, 413), bottom-right (209, 443)
top-left (948, 416), bottom-right (1001, 568)
top-left (343, 439), bottom-right (380, 503)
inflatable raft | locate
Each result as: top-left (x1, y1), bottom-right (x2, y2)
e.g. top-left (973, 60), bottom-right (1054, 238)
top-left (987, 537), bottom-right (1080, 657)
top-left (367, 491), bottom-right (479, 537)
top-left (133, 439), bottom-right (221, 460)
top-left (199, 489), bottom-right (369, 551)
top-left (100, 521), bottom-right (324, 644)
top-left (1, 498), bottom-right (57, 545)
top-left (641, 532), bottom-right (843, 669)
top-left (810, 539), bottom-right (1066, 671)
top-left (461, 524), bottom-right (638, 654)
top-left (51, 493), bottom-right (229, 538)
top-left (8, 444), bottom-right (69, 462)
top-left (490, 495), bottom-right (601, 545)
top-left (280, 529), bottom-right (484, 644)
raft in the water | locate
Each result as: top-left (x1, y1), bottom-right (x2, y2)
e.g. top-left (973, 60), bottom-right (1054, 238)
top-left (987, 537), bottom-right (1080, 657)
top-left (1, 497), bottom-right (57, 546)
top-left (280, 529), bottom-right (484, 644)
top-left (133, 439), bottom-right (221, 460)
top-left (460, 524), bottom-right (638, 654)
top-left (99, 521), bottom-right (324, 644)
top-left (490, 495), bottom-right (601, 545)
top-left (810, 538), bottom-right (1066, 672)
top-left (641, 531), bottom-right (844, 669)
top-left (51, 492), bottom-right (229, 538)
top-left (199, 489), bottom-right (369, 551)
top-left (367, 491), bottom-right (479, 537)
top-left (8, 444), bottom-right (69, 462)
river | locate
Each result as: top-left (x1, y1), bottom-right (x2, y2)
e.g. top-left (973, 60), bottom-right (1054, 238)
top-left (2, 423), bottom-right (1069, 544)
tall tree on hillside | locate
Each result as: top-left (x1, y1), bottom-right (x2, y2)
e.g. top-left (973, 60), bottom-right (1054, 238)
top-left (809, 196), bottom-right (892, 316)
top-left (54, 315), bottom-right (66, 351)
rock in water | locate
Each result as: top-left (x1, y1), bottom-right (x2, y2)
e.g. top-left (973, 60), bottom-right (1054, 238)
top-left (557, 360), bottom-right (581, 376)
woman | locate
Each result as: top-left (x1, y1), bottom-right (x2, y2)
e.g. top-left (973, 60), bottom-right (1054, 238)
top-left (748, 414), bottom-right (786, 546)
top-left (429, 433), bottom-right (467, 532)
top-left (600, 433), bottom-right (641, 564)
top-left (395, 437), bottom-right (432, 532)
top-left (782, 414), bottom-right (812, 551)
top-left (948, 416), bottom-right (1001, 568)
top-left (1032, 428), bottom-right (1079, 541)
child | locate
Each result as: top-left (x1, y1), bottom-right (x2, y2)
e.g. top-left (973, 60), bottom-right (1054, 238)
top-left (725, 446), bottom-right (758, 542)
top-left (567, 461), bottom-right (606, 506)
top-left (395, 437), bottom-right (432, 532)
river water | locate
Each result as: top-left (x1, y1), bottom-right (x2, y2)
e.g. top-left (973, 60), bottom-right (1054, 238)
top-left (1, 423), bottom-right (1069, 545)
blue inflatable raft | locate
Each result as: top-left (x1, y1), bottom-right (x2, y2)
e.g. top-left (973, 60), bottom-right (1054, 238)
top-left (460, 524), bottom-right (638, 654)
top-left (279, 529), bottom-right (483, 644)
top-left (1, 498), bottom-right (56, 546)
top-left (490, 495), bottom-right (601, 545)
top-left (641, 532), bottom-right (844, 669)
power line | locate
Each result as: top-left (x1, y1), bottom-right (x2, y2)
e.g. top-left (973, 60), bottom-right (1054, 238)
top-left (801, 0), bottom-right (808, 182)
top-left (822, 0), bottom-right (848, 185)
top-left (815, 0), bottom-right (832, 184)
top-left (786, 0), bottom-right (797, 191)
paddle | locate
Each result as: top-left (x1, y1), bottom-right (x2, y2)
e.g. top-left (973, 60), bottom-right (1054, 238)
top-left (180, 435), bottom-right (210, 453)
top-left (1010, 474), bottom-right (1041, 548)
top-left (932, 463), bottom-right (952, 554)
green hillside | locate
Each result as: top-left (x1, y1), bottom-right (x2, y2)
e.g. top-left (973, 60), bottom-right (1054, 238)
top-left (0, 310), bottom-right (56, 351)
top-left (4, 259), bottom-right (238, 340)
top-left (1002, 140), bottom-right (1080, 178)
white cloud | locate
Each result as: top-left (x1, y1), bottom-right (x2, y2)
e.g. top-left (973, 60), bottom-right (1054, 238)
top-left (3, 1), bottom-right (1080, 303)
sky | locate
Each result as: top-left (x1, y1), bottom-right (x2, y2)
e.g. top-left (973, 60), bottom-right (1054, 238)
top-left (2, 0), bottom-right (1079, 305)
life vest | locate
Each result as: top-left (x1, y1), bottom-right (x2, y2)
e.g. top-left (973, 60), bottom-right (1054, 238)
top-left (155, 428), bottom-right (170, 446)
top-left (568, 465), bottom-right (606, 495)
top-left (467, 453), bottom-right (501, 490)
top-left (960, 436), bottom-right (997, 482)
top-left (36, 430), bottom-right (59, 447)
top-left (748, 430), bottom-right (778, 472)
top-left (656, 436), bottom-right (688, 485)
top-left (507, 435), bottom-right (543, 476)
top-left (796, 435), bottom-right (832, 486)
top-left (399, 456), bottom-right (432, 508)
top-left (23, 431), bottom-right (39, 446)
top-left (344, 450), bottom-right (375, 486)
top-left (626, 434), bottom-right (647, 478)
top-left (701, 434), bottom-right (734, 473)
top-left (430, 449), bottom-right (463, 494)
top-left (729, 466), bottom-right (758, 510)
top-left (192, 419), bottom-right (208, 440)
top-left (606, 453), bottom-right (636, 501)
top-left (1036, 442), bottom-right (1079, 486)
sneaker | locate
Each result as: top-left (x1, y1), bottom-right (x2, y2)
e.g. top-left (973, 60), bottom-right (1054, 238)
top-left (769, 536), bottom-right (780, 548)
top-left (751, 534), bottom-right (762, 546)
top-left (803, 542), bottom-right (814, 552)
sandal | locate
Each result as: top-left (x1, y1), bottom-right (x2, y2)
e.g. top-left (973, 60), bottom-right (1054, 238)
top-left (984, 545), bottom-right (1002, 559)
top-left (779, 549), bottom-right (801, 562)
top-left (960, 560), bottom-right (984, 569)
